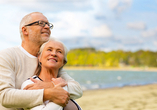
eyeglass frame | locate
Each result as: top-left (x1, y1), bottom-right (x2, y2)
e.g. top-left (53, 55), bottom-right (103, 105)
top-left (25, 20), bottom-right (53, 29)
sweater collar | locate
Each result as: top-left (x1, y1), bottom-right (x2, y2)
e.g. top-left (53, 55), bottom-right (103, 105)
top-left (19, 45), bottom-right (37, 58)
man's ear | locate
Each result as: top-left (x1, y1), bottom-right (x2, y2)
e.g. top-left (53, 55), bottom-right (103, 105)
top-left (22, 27), bottom-right (28, 36)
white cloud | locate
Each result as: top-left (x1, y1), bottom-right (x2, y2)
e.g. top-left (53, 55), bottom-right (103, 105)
top-left (92, 25), bottom-right (112, 37)
top-left (47, 9), bottom-right (106, 38)
top-left (127, 22), bottom-right (146, 30)
top-left (141, 28), bottom-right (157, 37)
top-left (50, 11), bottom-right (92, 38)
top-left (0, 0), bottom-right (37, 4)
top-left (153, 41), bottom-right (157, 47)
top-left (108, 0), bottom-right (132, 14)
top-left (108, 0), bottom-right (119, 10)
top-left (0, 6), bottom-right (22, 49)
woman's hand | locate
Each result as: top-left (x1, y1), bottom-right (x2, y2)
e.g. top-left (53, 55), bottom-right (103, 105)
top-left (51, 77), bottom-right (67, 86)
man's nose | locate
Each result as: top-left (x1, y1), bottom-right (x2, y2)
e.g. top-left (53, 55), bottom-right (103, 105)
top-left (44, 23), bottom-right (50, 29)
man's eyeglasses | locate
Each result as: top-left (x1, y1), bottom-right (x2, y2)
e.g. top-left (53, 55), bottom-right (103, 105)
top-left (25, 20), bottom-right (53, 29)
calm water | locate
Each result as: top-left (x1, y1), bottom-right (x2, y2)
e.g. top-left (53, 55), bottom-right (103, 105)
top-left (65, 70), bottom-right (157, 91)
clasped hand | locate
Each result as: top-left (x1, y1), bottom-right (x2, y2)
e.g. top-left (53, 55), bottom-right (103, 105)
top-left (23, 77), bottom-right (70, 107)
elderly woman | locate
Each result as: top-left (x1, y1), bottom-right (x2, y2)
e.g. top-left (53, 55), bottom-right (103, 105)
top-left (21, 38), bottom-right (82, 110)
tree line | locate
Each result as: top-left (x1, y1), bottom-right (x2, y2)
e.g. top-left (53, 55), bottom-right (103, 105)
top-left (66, 48), bottom-right (157, 67)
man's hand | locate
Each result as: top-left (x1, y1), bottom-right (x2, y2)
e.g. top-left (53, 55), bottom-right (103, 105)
top-left (44, 82), bottom-right (70, 107)
top-left (23, 78), bottom-right (54, 90)
top-left (23, 77), bottom-right (70, 107)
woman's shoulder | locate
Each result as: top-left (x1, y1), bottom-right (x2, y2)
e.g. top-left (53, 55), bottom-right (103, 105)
top-left (21, 75), bottom-right (38, 90)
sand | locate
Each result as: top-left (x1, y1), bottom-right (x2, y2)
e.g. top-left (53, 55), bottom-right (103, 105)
top-left (75, 84), bottom-right (157, 110)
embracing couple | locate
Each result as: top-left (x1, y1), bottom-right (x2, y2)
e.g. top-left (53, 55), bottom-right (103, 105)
top-left (0, 12), bottom-right (82, 110)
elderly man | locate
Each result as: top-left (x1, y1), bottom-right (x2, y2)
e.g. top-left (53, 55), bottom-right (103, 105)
top-left (0, 12), bottom-right (82, 110)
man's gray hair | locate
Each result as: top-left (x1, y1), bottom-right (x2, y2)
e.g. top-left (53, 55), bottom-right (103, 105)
top-left (19, 12), bottom-right (43, 40)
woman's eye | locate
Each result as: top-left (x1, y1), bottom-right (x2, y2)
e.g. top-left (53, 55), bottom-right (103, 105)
top-left (58, 51), bottom-right (62, 53)
top-left (47, 49), bottom-right (52, 51)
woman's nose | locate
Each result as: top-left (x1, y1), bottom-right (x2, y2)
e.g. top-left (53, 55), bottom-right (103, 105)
top-left (50, 51), bottom-right (56, 56)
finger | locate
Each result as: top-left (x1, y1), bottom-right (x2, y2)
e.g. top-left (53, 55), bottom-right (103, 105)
top-left (63, 102), bottom-right (67, 107)
top-left (66, 98), bottom-right (69, 105)
top-left (66, 101), bottom-right (68, 104)
top-left (62, 97), bottom-right (69, 107)
top-left (56, 82), bottom-right (67, 87)
top-left (62, 104), bottom-right (66, 107)
top-left (58, 77), bottom-right (63, 80)
top-left (52, 78), bottom-right (55, 80)
top-left (23, 83), bottom-right (34, 90)
top-left (66, 99), bottom-right (69, 104)
top-left (30, 77), bottom-right (40, 83)
top-left (51, 78), bottom-right (56, 81)
top-left (68, 93), bottom-right (70, 98)
top-left (66, 93), bottom-right (70, 102)
top-left (60, 78), bottom-right (65, 83)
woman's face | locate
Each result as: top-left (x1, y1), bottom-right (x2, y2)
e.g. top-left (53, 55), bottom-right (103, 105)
top-left (39, 40), bottom-right (65, 70)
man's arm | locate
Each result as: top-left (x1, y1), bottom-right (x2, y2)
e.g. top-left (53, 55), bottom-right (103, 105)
top-left (0, 50), bottom-right (43, 108)
top-left (58, 69), bottom-right (83, 99)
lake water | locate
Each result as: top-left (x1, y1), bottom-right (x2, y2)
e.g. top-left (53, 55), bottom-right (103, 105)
top-left (65, 70), bottom-right (157, 91)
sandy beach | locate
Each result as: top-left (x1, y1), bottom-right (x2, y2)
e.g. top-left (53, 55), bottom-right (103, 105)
top-left (75, 84), bottom-right (157, 110)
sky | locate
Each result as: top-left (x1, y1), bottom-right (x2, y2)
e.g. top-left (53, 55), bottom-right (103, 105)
top-left (0, 0), bottom-right (157, 52)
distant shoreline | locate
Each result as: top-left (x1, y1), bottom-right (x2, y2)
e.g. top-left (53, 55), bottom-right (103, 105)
top-left (64, 66), bottom-right (157, 71)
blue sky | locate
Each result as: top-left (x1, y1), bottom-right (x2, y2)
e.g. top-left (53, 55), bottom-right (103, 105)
top-left (0, 0), bottom-right (157, 52)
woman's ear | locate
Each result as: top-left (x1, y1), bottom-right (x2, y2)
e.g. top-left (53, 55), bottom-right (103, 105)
top-left (62, 60), bottom-right (67, 67)
top-left (64, 60), bottom-right (67, 65)
top-left (38, 54), bottom-right (42, 66)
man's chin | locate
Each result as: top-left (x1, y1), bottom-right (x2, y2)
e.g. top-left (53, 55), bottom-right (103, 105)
top-left (42, 36), bottom-right (50, 42)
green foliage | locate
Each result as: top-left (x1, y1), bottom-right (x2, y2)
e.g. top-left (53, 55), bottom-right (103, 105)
top-left (66, 48), bottom-right (157, 67)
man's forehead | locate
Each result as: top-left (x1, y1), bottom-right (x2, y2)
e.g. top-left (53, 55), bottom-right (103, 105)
top-left (31, 13), bottom-right (48, 21)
